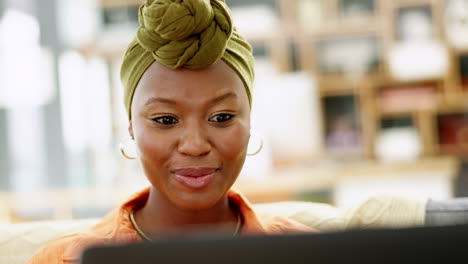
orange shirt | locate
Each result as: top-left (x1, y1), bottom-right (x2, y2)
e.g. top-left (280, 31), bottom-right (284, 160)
top-left (27, 188), bottom-right (315, 264)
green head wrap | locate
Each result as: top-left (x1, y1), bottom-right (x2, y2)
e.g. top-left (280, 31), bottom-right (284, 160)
top-left (121, 0), bottom-right (255, 119)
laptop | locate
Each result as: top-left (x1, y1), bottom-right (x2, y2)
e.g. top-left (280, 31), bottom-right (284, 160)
top-left (81, 223), bottom-right (468, 264)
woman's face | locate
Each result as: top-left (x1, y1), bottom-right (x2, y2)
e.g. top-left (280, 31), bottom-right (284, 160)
top-left (130, 60), bottom-right (251, 211)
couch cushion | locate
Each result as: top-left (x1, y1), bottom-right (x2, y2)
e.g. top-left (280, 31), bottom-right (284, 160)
top-left (254, 201), bottom-right (348, 231)
top-left (0, 219), bottom-right (98, 264)
top-left (254, 195), bottom-right (427, 231)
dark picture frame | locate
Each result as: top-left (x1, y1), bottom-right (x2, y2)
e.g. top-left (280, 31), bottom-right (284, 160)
top-left (323, 95), bottom-right (362, 153)
top-left (339, 0), bottom-right (375, 17)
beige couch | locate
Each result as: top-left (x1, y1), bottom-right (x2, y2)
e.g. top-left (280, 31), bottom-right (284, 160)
top-left (0, 195), bottom-right (427, 264)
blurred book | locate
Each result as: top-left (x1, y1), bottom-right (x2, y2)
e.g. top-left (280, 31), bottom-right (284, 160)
top-left (317, 36), bottom-right (380, 75)
top-left (459, 55), bottom-right (468, 89)
top-left (324, 95), bottom-right (362, 154)
top-left (438, 113), bottom-right (468, 155)
top-left (379, 85), bottom-right (439, 113)
top-left (445, 0), bottom-right (468, 50)
top-left (397, 5), bottom-right (433, 42)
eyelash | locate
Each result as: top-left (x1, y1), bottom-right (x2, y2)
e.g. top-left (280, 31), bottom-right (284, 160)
top-left (208, 113), bottom-right (235, 123)
top-left (151, 113), bottom-right (235, 126)
top-left (152, 116), bottom-right (179, 125)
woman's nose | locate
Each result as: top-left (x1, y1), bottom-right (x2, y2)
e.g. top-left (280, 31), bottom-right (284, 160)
top-left (177, 121), bottom-right (211, 156)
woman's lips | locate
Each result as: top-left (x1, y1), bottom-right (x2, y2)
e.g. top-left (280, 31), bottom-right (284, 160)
top-left (171, 167), bottom-right (218, 189)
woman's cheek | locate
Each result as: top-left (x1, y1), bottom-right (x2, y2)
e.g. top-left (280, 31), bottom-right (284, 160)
top-left (137, 128), bottom-right (172, 164)
top-left (217, 124), bottom-right (250, 159)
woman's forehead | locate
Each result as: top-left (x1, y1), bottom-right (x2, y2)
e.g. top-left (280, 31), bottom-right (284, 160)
top-left (134, 60), bottom-right (248, 102)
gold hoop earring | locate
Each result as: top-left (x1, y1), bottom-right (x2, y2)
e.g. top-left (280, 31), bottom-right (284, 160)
top-left (247, 136), bottom-right (263, 156)
top-left (119, 141), bottom-right (136, 160)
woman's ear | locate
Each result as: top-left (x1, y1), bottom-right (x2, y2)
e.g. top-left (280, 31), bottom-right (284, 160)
top-left (128, 120), bottom-right (134, 140)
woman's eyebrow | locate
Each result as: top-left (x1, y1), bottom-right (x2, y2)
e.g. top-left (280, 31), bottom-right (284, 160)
top-left (211, 92), bottom-right (237, 104)
top-left (144, 97), bottom-right (177, 106)
top-left (144, 92), bottom-right (237, 106)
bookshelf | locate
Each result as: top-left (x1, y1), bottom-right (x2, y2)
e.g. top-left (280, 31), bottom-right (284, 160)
top-left (78, 0), bottom-right (468, 161)
top-left (290, 0), bottom-right (468, 159)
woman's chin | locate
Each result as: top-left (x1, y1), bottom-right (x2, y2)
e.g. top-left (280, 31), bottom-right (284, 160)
top-left (171, 190), bottom-right (226, 211)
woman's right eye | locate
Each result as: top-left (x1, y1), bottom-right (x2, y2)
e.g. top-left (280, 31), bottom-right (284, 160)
top-left (152, 116), bottom-right (179, 125)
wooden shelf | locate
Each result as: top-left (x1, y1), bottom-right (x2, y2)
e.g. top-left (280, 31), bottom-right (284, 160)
top-left (378, 110), bottom-right (416, 119)
top-left (235, 156), bottom-right (460, 203)
top-left (438, 145), bottom-right (468, 158)
top-left (100, 0), bottom-right (144, 8)
top-left (297, 23), bottom-right (383, 38)
top-left (436, 104), bottom-right (468, 114)
top-left (394, 0), bottom-right (434, 8)
top-left (75, 31), bottom-right (134, 59)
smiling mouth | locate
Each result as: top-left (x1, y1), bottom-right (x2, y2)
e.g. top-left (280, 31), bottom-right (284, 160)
top-left (170, 167), bottom-right (219, 189)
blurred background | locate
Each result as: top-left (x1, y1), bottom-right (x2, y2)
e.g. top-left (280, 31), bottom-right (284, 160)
top-left (0, 0), bottom-right (467, 222)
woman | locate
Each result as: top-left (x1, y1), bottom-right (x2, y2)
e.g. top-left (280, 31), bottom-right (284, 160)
top-left (28, 0), bottom-right (315, 263)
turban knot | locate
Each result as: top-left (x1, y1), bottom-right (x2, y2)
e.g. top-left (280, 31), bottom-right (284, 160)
top-left (136, 0), bottom-right (233, 68)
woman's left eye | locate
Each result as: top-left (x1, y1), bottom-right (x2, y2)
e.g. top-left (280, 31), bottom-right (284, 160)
top-left (208, 113), bottom-right (234, 123)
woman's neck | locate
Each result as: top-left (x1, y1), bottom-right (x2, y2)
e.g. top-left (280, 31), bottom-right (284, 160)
top-left (134, 187), bottom-right (239, 237)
